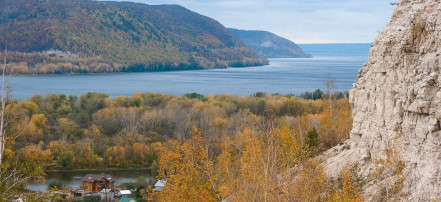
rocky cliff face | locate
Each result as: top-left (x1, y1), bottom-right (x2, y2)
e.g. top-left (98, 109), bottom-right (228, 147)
top-left (325, 0), bottom-right (441, 200)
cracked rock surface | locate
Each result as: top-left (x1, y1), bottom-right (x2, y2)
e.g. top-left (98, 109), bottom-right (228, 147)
top-left (324, 0), bottom-right (441, 200)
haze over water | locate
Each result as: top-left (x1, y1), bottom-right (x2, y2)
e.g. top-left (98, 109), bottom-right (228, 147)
top-left (12, 43), bottom-right (370, 99)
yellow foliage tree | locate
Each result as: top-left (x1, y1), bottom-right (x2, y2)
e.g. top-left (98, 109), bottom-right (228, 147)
top-left (20, 113), bottom-right (49, 142)
top-left (319, 98), bottom-right (352, 149)
top-left (279, 122), bottom-right (306, 167)
top-left (215, 136), bottom-right (238, 199)
top-left (291, 159), bottom-right (330, 201)
top-left (133, 142), bottom-right (151, 164)
top-left (19, 144), bottom-right (52, 164)
top-left (371, 134), bottom-right (407, 201)
top-left (236, 127), bottom-right (265, 201)
top-left (17, 100), bottom-right (39, 115)
top-left (152, 126), bottom-right (217, 201)
top-left (328, 169), bottom-right (363, 202)
top-left (104, 146), bottom-right (126, 167)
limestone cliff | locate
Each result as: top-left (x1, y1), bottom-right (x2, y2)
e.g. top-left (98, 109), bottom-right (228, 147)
top-left (325, 0), bottom-right (441, 200)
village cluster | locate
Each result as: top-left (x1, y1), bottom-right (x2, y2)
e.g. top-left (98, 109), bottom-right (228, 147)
top-left (55, 174), bottom-right (166, 201)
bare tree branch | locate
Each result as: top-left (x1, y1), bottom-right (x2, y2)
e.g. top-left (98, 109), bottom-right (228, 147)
top-left (0, 47), bottom-right (7, 167)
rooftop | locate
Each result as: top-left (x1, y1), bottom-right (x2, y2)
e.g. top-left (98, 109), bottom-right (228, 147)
top-left (82, 174), bottom-right (115, 182)
top-left (154, 180), bottom-right (166, 187)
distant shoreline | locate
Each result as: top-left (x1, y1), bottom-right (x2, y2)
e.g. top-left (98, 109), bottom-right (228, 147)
top-left (10, 63), bottom-right (270, 77)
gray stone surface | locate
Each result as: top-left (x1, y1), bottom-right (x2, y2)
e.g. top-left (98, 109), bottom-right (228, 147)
top-left (324, 0), bottom-right (441, 200)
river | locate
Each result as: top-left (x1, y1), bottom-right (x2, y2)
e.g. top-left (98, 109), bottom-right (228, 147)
top-left (11, 44), bottom-right (370, 100)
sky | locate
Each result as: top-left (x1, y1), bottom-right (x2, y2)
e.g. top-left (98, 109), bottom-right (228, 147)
top-left (110, 0), bottom-right (396, 44)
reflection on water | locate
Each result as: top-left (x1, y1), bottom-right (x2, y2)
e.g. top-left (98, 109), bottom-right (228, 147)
top-left (26, 170), bottom-right (153, 191)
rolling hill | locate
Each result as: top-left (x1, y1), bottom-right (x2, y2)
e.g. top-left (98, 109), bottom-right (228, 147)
top-left (0, 0), bottom-right (268, 74)
top-left (228, 28), bottom-right (311, 58)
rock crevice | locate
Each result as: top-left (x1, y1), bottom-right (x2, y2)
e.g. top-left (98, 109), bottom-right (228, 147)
top-left (325, 0), bottom-right (441, 200)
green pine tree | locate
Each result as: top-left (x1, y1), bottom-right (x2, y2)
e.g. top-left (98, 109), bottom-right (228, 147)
top-left (306, 127), bottom-right (320, 155)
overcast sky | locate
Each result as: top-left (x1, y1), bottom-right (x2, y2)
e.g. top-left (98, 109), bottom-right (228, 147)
top-left (110, 0), bottom-right (396, 44)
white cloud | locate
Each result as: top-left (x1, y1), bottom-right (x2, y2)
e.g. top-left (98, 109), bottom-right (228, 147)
top-left (110, 0), bottom-right (395, 43)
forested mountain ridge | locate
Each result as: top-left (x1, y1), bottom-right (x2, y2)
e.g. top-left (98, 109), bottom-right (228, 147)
top-left (228, 28), bottom-right (311, 58)
top-left (0, 0), bottom-right (268, 74)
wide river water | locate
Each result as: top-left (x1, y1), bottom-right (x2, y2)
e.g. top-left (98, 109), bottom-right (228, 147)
top-left (12, 44), bottom-right (370, 99)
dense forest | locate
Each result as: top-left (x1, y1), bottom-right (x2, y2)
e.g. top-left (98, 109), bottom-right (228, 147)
top-left (6, 91), bottom-right (351, 169)
top-left (0, 0), bottom-right (268, 74)
top-left (0, 88), bottom-right (362, 200)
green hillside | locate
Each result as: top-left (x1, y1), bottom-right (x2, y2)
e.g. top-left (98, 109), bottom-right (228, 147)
top-left (0, 0), bottom-right (268, 74)
top-left (229, 28), bottom-right (311, 58)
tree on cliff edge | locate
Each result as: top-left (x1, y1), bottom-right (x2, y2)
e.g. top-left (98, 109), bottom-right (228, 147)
top-left (0, 50), bottom-right (46, 201)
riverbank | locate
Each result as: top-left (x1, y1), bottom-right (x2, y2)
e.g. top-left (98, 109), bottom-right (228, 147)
top-left (10, 63), bottom-right (264, 76)
top-left (44, 167), bottom-right (153, 173)
top-left (27, 169), bottom-right (155, 191)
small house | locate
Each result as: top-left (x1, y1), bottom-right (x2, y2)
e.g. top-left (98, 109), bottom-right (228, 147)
top-left (82, 174), bottom-right (115, 192)
top-left (100, 189), bottom-right (114, 201)
top-left (153, 180), bottom-right (166, 191)
top-left (118, 190), bottom-right (132, 197)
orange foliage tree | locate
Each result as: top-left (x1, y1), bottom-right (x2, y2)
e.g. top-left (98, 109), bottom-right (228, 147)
top-left (153, 126), bottom-right (217, 201)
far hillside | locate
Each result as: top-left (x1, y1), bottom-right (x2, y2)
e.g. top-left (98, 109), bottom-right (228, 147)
top-left (228, 28), bottom-right (311, 58)
top-left (0, 0), bottom-right (268, 74)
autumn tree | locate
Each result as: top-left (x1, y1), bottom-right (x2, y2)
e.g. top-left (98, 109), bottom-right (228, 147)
top-left (215, 136), bottom-right (238, 199)
top-left (279, 122), bottom-right (306, 167)
top-left (17, 100), bottom-right (38, 116)
top-left (321, 74), bottom-right (337, 148)
top-left (0, 50), bottom-right (45, 201)
top-left (152, 126), bottom-right (217, 201)
top-left (80, 92), bottom-right (108, 116)
top-left (19, 144), bottom-right (52, 165)
top-left (234, 127), bottom-right (265, 201)
top-left (371, 134), bottom-right (407, 201)
top-left (334, 99), bottom-right (353, 142)
top-left (20, 113), bottom-right (49, 142)
top-left (56, 117), bottom-right (82, 142)
top-left (0, 49), bottom-right (7, 167)
top-left (329, 169), bottom-right (363, 202)
top-left (320, 98), bottom-right (352, 149)
top-left (217, 121), bottom-right (306, 201)
top-left (105, 146), bottom-right (127, 167)
top-left (132, 143), bottom-right (154, 165)
top-left (290, 159), bottom-right (330, 201)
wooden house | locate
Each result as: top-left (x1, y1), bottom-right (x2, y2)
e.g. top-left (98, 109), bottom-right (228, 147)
top-left (153, 180), bottom-right (166, 191)
top-left (82, 174), bottom-right (115, 192)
